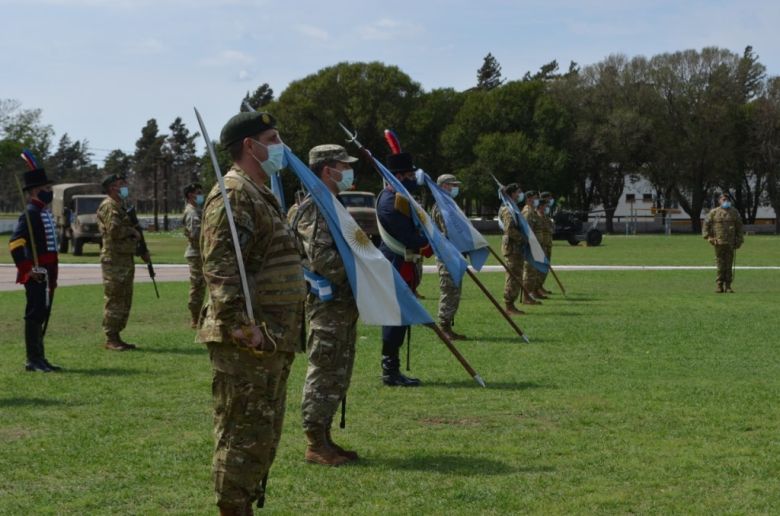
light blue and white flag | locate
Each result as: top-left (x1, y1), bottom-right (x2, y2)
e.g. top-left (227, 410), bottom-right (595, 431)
top-left (421, 172), bottom-right (489, 271)
top-left (496, 182), bottom-right (549, 274)
top-left (284, 148), bottom-right (433, 326)
top-left (372, 157), bottom-right (468, 286)
top-left (270, 172), bottom-right (286, 214)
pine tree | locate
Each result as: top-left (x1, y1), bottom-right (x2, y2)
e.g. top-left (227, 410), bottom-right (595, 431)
top-left (241, 83), bottom-right (274, 111)
top-left (476, 53), bottom-right (504, 90)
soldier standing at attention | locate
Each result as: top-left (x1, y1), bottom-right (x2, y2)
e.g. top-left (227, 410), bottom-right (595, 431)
top-left (703, 192), bottom-right (744, 293)
top-left (537, 193), bottom-right (554, 296)
top-left (376, 151), bottom-right (432, 386)
top-left (97, 174), bottom-right (149, 351)
top-left (182, 182), bottom-right (205, 328)
top-left (539, 192), bottom-right (555, 295)
top-left (499, 183), bottom-right (527, 315)
top-left (9, 163), bottom-right (62, 372)
top-left (291, 144), bottom-right (360, 467)
top-left (430, 173), bottom-right (466, 340)
top-left (197, 111), bottom-right (306, 514)
top-left (521, 190), bottom-right (546, 303)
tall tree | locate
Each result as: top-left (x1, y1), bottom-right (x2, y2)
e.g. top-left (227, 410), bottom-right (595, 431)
top-left (133, 119), bottom-right (166, 219)
top-left (750, 76), bottom-right (780, 233)
top-left (163, 117), bottom-right (200, 217)
top-left (102, 149), bottom-right (132, 178)
top-left (49, 133), bottom-right (97, 183)
top-left (241, 83), bottom-right (274, 111)
top-left (476, 53), bottom-right (504, 90)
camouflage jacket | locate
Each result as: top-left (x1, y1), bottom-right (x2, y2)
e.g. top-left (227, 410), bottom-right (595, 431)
top-left (537, 210), bottom-right (553, 247)
top-left (197, 165), bottom-right (306, 353)
top-left (291, 195), bottom-right (354, 303)
top-left (182, 203), bottom-right (202, 259)
top-left (499, 205), bottom-right (525, 256)
top-left (430, 203), bottom-right (446, 236)
top-left (703, 206), bottom-right (744, 247)
top-left (97, 197), bottom-right (137, 258)
top-left (522, 205), bottom-right (545, 240)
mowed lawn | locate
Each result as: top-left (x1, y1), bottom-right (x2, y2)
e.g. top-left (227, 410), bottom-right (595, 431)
top-left (0, 237), bottom-right (779, 514)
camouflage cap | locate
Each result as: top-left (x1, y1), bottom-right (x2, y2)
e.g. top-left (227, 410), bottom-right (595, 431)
top-left (540, 191), bottom-right (552, 198)
top-left (308, 144), bottom-right (358, 166)
top-left (525, 189), bottom-right (539, 197)
top-left (102, 173), bottom-right (126, 188)
top-left (436, 174), bottom-right (461, 186)
top-left (220, 111), bottom-right (277, 147)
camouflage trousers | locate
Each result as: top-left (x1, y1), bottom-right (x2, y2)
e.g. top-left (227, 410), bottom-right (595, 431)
top-left (301, 295), bottom-right (358, 432)
top-left (208, 342), bottom-right (295, 508)
top-left (503, 253), bottom-right (524, 304)
top-left (714, 244), bottom-right (735, 285)
top-left (101, 253), bottom-right (134, 338)
top-left (187, 256), bottom-right (206, 322)
top-left (523, 258), bottom-right (542, 292)
top-left (437, 259), bottom-right (462, 326)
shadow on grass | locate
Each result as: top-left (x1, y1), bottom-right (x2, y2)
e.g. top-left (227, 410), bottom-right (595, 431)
top-left (424, 380), bottom-right (550, 391)
top-left (139, 347), bottom-right (207, 356)
top-left (379, 454), bottom-right (553, 476)
top-left (0, 397), bottom-right (66, 408)
top-left (66, 367), bottom-right (142, 376)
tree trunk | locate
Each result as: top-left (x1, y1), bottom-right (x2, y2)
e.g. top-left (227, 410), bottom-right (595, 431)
top-left (163, 162), bottom-right (169, 231)
top-left (153, 163), bottom-right (160, 231)
top-left (604, 207), bottom-right (616, 234)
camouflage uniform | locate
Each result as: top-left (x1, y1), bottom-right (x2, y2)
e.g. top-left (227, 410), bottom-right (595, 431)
top-left (182, 202), bottom-right (205, 323)
top-left (539, 212), bottom-right (554, 289)
top-left (522, 205), bottom-right (545, 292)
top-left (291, 196), bottom-right (359, 435)
top-left (430, 202), bottom-right (462, 326)
top-left (499, 205), bottom-right (525, 304)
top-left (97, 197), bottom-right (138, 340)
top-left (702, 205), bottom-right (744, 290)
top-left (197, 165), bottom-right (306, 508)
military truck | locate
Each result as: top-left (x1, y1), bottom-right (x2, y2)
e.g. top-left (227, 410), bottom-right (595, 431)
top-left (52, 183), bottom-right (106, 255)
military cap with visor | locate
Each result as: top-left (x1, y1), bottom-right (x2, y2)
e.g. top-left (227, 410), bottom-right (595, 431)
top-left (436, 174), bottom-right (461, 186)
top-left (308, 144), bottom-right (359, 166)
top-left (220, 111), bottom-right (277, 147)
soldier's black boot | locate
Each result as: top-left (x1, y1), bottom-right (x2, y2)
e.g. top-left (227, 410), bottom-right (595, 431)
top-left (39, 340), bottom-right (62, 372)
top-left (715, 282), bottom-right (724, 293)
top-left (24, 321), bottom-right (52, 372)
top-left (381, 355), bottom-right (421, 387)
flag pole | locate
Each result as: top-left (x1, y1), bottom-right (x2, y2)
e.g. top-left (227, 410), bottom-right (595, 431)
top-left (487, 246), bottom-right (538, 303)
top-left (466, 269), bottom-right (529, 343)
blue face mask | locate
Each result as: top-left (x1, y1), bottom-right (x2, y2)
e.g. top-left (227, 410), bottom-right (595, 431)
top-left (544, 206), bottom-right (550, 215)
top-left (449, 187), bottom-right (460, 199)
top-left (251, 139), bottom-right (286, 175)
top-left (335, 168), bottom-right (354, 192)
top-left (549, 199), bottom-right (555, 208)
top-left (721, 201), bottom-right (731, 209)
top-left (119, 186), bottom-right (129, 199)
top-left (533, 199), bottom-right (540, 208)
top-left (195, 194), bottom-right (204, 206)
top-left (515, 192), bottom-right (525, 205)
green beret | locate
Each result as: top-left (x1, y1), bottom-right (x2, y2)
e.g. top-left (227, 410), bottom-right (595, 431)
top-left (504, 183), bottom-right (520, 195)
top-left (220, 111), bottom-right (277, 147)
top-left (183, 182), bottom-right (202, 197)
top-left (102, 173), bottom-right (126, 189)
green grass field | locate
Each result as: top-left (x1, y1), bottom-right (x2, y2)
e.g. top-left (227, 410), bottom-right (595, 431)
top-left (1, 237), bottom-right (779, 514)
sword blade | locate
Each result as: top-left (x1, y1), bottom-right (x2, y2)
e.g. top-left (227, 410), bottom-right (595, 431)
top-left (194, 107), bottom-right (255, 326)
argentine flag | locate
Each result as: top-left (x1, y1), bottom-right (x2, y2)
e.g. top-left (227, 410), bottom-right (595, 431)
top-left (496, 182), bottom-right (550, 274)
top-left (421, 172), bottom-right (490, 271)
top-left (270, 172), bottom-right (286, 213)
top-left (372, 157), bottom-right (468, 287)
top-left (284, 148), bottom-right (433, 326)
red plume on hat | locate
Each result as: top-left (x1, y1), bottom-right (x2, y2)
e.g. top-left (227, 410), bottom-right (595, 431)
top-left (384, 129), bottom-right (402, 155)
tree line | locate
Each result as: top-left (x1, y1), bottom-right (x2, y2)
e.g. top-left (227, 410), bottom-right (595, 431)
top-left (2, 46), bottom-right (779, 233)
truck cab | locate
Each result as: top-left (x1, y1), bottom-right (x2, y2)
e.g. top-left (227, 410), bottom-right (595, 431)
top-left (52, 183), bottom-right (106, 255)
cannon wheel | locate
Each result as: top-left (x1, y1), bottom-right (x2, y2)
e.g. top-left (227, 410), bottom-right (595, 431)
top-left (567, 234), bottom-right (580, 246)
top-left (586, 229), bottom-right (603, 247)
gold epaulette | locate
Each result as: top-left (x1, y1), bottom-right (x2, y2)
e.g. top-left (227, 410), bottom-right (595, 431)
top-left (8, 238), bottom-right (26, 252)
top-left (394, 193), bottom-right (411, 217)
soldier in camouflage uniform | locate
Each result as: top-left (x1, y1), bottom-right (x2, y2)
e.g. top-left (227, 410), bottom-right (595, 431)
top-left (521, 190), bottom-right (547, 302)
top-left (537, 193), bottom-right (554, 295)
top-left (196, 111), bottom-right (306, 515)
top-left (702, 193), bottom-right (744, 293)
top-left (430, 174), bottom-right (466, 340)
top-left (97, 174), bottom-right (149, 351)
top-left (182, 183), bottom-right (205, 328)
top-left (499, 183), bottom-right (527, 315)
top-left (291, 144), bottom-right (361, 467)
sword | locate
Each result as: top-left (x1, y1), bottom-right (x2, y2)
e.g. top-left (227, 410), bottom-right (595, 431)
top-left (194, 108), bottom-right (256, 329)
top-left (14, 173), bottom-right (49, 306)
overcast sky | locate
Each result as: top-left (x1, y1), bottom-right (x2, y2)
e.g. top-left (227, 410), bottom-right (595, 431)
top-left (2, 0), bottom-right (778, 163)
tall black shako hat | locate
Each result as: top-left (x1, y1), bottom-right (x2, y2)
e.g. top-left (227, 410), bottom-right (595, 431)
top-left (385, 152), bottom-right (415, 174)
top-left (20, 150), bottom-right (53, 191)
top-left (220, 111), bottom-right (277, 148)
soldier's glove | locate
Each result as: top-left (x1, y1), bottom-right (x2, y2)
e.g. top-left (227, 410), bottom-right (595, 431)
top-left (230, 323), bottom-right (277, 356)
top-left (419, 244), bottom-right (433, 258)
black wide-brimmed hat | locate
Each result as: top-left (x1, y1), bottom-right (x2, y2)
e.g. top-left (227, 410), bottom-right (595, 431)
top-left (385, 152), bottom-right (415, 174)
top-left (22, 168), bottom-right (53, 191)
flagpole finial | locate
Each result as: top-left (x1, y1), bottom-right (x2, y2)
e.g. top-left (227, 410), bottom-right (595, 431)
top-left (338, 122), bottom-right (362, 148)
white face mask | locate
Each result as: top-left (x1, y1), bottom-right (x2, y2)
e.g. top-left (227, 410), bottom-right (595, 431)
top-left (533, 199), bottom-right (540, 208)
top-left (449, 186), bottom-right (460, 199)
top-left (251, 139), bottom-right (286, 175)
top-left (334, 168), bottom-right (354, 192)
